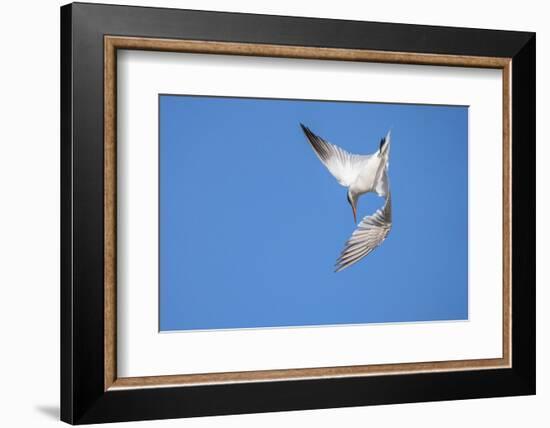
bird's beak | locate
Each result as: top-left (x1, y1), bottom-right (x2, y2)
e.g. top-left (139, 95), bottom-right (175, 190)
top-left (352, 202), bottom-right (357, 223)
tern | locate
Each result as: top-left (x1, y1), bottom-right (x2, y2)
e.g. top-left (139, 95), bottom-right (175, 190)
top-left (300, 124), bottom-right (392, 272)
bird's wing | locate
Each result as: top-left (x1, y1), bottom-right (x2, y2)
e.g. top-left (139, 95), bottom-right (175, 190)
top-left (374, 131), bottom-right (391, 197)
top-left (335, 194), bottom-right (392, 272)
top-left (300, 124), bottom-right (368, 187)
top-left (374, 169), bottom-right (389, 197)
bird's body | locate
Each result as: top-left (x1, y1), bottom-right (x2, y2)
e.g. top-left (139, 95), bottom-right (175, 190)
top-left (348, 153), bottom-right (389, 199)
top-left (300, 124), bottom-right (392, 272)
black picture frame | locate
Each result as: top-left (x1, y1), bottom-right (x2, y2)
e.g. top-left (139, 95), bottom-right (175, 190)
top-left (61, 2), bottom-right (535, 424)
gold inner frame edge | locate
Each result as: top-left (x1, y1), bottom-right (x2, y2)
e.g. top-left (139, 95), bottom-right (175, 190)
top-left (104, 36), bottom-right (512, 391)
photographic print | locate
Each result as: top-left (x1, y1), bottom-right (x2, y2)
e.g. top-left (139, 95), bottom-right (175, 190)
top-left (159, 95), bottom-right (468, 332)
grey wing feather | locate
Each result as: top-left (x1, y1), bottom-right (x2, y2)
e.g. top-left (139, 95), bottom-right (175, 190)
top-left (300, 124), bottom-right (368, 187)
top-left (335, 193), bottom-right (392, 272)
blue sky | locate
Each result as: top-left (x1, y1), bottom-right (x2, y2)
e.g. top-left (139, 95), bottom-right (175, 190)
top-left (159, 95), bottom-right (468, 331)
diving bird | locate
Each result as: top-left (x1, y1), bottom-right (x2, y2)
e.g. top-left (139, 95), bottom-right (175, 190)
top-left (300, 124), bottom-right (392, 272)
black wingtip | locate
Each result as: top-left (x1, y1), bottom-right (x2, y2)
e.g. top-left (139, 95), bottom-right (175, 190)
top-left (300, 123), bottom-right (315, 140)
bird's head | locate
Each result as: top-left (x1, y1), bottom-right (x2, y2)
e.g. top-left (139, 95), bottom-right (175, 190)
top-left (347, 190), bottom-right (358, 224)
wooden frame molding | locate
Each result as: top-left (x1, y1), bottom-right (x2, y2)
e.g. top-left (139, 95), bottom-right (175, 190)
top-left (104, 35), bottom-right (512, 391)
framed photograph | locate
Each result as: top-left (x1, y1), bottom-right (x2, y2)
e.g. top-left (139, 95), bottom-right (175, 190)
top-left (60, 2), bottom-right (535, 424)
